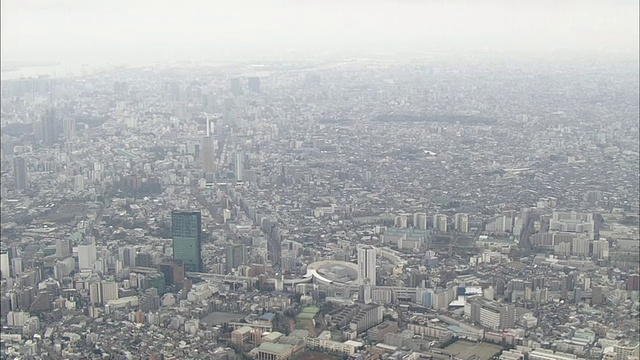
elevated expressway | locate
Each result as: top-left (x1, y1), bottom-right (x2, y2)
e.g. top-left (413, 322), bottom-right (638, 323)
top-left (186, 260), bottom-right (359, 287)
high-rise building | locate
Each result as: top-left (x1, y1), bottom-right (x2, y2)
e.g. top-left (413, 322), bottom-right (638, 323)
top-left (394, 214), bottom-right (408, 228)
top-left (62, 117), bottom-right (76, 139)
top-left (11, 258), bottom-right (23, 276)
top-left (89, 281), bottom-right (119, 305)
top-left (267, 224), bottom-right (282, 268)
top-left (201, 135), bottom-right (216, 176)
top-left (454, 213), bottom-right (470, 233)
top-left (571, 236), bottom-right (590, 257)
top-left (592, 239), bottom-right (610, 260)
top-left (357, 245), bottom-right (376, 286)
top-left (118, 246), bottom-right (137, 268)
top-left (13, 157), bottom-right (28, 191)
top-left (55, 239), bottom-right (72, 258)
top-left (414, 212), bottom-right (428, 230)
top-left (627, 274), bottom-right (640, 291)
top-left (230, 78), bottom-right (243, 96)
top-left (235, 152), bottom-right (245, 182)
top-left (0, 250), bottom-right (10, 279)
top-left (77, 242), bottom-right (97, 271)
top-left (478, 301), bottom-right (515, 330)
top-left (433, 214), bottom-right (448, 233)
top-left (158, 260), bottom-right (185, 286)
top-left (41, 109), bottom-right (59, 145)
top-left (248, 77), bottom-right (261, 93)
top-left (171, 211), bottom-right (203, 272)
top-left (226, 243), bottom-right (247, 273)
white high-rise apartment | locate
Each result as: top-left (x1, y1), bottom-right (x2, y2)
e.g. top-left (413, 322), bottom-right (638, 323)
top-left (357, 245), bottom-right (376, 286)
top-left (0, 250), bottom-right (10, 279)
top-left (434, 214), bottom-right (448, 233)
top-left (454, 213), bottom-right (469, 233)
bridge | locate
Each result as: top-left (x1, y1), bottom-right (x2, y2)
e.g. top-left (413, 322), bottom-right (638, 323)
top-left (185, 272), bottom-right (314, 286)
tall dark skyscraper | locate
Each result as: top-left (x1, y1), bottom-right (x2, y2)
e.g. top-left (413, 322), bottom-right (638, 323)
top-left (225, 243), bottom-right (247, 273)
top-left (13, 157), bottom-right (28, 191)
top-left (248, 77), bottom-right (261, 94)
top-left (230, 78), bottom-right (243, 96)
top-left (171, 211), bottom-right (203, 272)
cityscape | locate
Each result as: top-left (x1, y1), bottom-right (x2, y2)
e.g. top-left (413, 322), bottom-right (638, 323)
top-left (1, 1), bottom-right (640, 360)
top-left (0, 56), bottom-right (638, 360)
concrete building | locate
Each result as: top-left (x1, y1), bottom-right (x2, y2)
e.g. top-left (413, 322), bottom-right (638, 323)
top-left (454, 213), bottom-right (470, 233)
top-left (255, 342), bottom-right (294, 360)
top-left (0, 250), bottom-right (10, 279)
top-left (235, 152), bottom-right (245, 182)
top-left (349, 303), bottom-right (383, 333)
top-left (226, 243), bottom-right (247, 273)
top-left (171, 211), bottom-right (203, 272)
top-left (357, 245), bottom-right (376, 286)
top-left (614, 339), bottom-right (639, 360)
top-left (434, 214), bottom-right (448, 232)
top-left (529, 349), bottom-right (579, 360)
top-left (77, 242), bottom-right (97, 271)
top-left (305, 331), bottom-right (362, 356)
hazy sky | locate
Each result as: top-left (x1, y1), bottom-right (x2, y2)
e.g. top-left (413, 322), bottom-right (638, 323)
top-left (2, 0), bottom-right (639, 65)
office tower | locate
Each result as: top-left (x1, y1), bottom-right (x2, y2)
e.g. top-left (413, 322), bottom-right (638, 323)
top-left (118, 246), bottom-right (137, 267)
top-left (0, 250), bottom-right (10, 279)
top-left (13, 157), bottom-right (28, 191)
top-left (171, 211), bottom-right (203, 272)
top-left (158, 261), bottom-right (185, 286)
top-left (235, 152), bottom-right (244, 182)
top-left (201, 135), bottom-right (215, 176)
top-left (267, 225), bottom-right (282, 267)
top-left (248, 77), bottom-right (261, 93)
top-left (55, 239), bottom-right (72, 258)
top-left (136, 252), bottom-right (154, 268)
top-left (89, 281), bottom-right (119, 305)
top-left (62, 117), bottom-right (76, 139)
top-left (230, 78), bottom-right (243, 96)
top-left (78, 242), bottom-right (97, 271)
top-left (42, 109), bottom-right (58, 145)
top-left (226, 243), bottom-right (247, 273)
top-left (433, 214), bottom-right (448, 233)
top-left (454, 213), bottom-right (470, 233)
top-left (628, 274), bottom-right (640, 291)
top-left (357, 245), bottom-right (377, 286)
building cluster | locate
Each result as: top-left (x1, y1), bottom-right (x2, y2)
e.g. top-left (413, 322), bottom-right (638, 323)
top-left (0, 59), bottom-right (638, 359)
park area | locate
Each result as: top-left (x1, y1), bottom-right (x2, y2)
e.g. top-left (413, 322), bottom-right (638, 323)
top-left (444, 340), bottom-right (503, 360)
